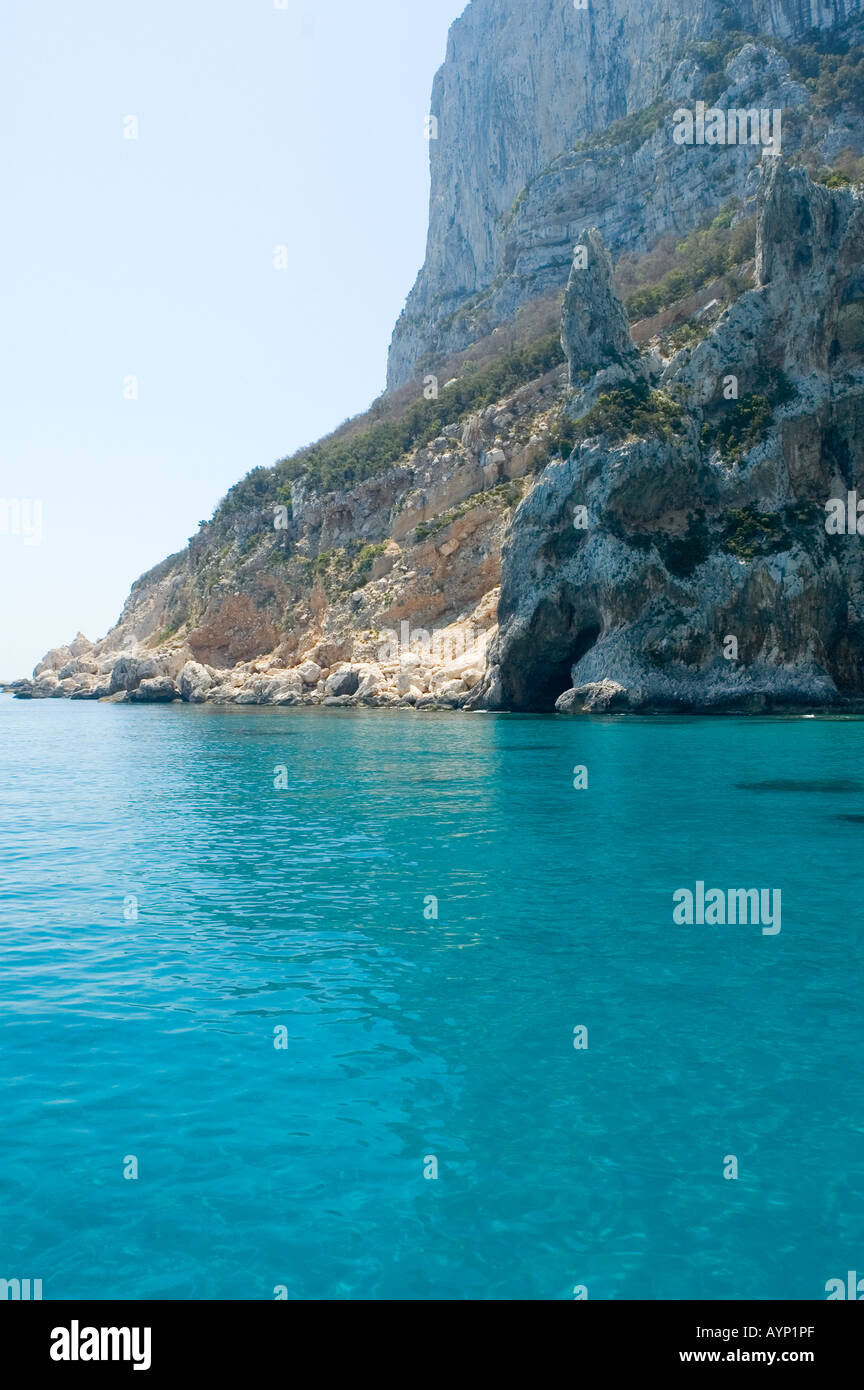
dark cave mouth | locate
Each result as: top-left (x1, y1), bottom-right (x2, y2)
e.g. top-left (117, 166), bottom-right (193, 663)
top-left (515, 623), bottom-right (602, 713)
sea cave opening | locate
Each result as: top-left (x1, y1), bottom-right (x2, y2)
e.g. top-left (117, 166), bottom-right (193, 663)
top-left (512, 621), bottom-right (602, 713)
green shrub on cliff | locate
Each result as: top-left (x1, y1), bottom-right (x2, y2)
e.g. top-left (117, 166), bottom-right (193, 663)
top-left (703, 370), bottom-right (797, 462)
top-left (618, 209), bottom-right (756, 322)
top-left (721, 508), bottom-right (782, 559)
top-left (572, 100), bottom-right (673, 156)
top-left (270, 334), bottom-right (565, 496)
top-left (570, 381), bottom-right (684, 445)
top-left (720, 502), bottom-right (819, 560)
top-left (297, 541), bottom-right (388, 596)
top-left (414, 480), bottom-right (524, 541)
top-left (352, 543), bottom-right (387, 583)
top-left (812, 46), bottom-right (864, 113)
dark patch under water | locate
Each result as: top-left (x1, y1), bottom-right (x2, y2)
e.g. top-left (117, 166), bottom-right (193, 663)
top-left (835, 813), bottom-right (864, 822)
top-left (736, 778), bottom-right (864, 793)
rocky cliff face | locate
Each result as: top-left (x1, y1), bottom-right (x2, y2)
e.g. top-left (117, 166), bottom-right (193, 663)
top-left (11, 370), bottom-right (567, 707)
top-left (471, 157), bottom-right (864, 712)
top-left (387, 0), bottom-right (864, 390)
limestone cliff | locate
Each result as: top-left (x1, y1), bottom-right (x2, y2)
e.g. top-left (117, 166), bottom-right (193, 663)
top-left (12, 369), bottom-right (566, 707)
top-left (387, 0), bottom-right (864, 389)
top-left (472, 158), bottom-right (864, 712)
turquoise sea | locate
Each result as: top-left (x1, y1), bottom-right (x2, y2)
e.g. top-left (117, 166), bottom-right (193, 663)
top-left (0, 697), bottom-right (861, 1300)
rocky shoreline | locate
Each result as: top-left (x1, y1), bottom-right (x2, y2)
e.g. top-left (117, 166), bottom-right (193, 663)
top-left (7, 665), bottom-right (864, 715)
top-left (4, 611), bottom-right (494, 712)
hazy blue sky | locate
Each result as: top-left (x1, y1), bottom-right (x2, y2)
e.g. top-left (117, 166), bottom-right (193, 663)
top-left (0, 0), bottom-right (467, 677)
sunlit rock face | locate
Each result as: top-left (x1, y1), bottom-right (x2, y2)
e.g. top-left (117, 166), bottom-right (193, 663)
top-left (386, 0), bottom-right (864, 391)
top-left (470, 160), bottom-right (864, 713)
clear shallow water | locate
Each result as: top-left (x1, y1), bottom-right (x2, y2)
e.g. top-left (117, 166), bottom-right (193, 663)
top-left (0, 696), bottom-right (861, 1301)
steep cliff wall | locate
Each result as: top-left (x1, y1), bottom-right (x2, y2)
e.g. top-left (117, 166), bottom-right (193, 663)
top-left (470, 158), bottom-right (864, 713)
top-left (387, 0), bottom-right (864, 389)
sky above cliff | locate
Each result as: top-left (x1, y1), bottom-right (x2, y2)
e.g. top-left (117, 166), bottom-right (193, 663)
top-left (0, 0), bottom-right (467, 677)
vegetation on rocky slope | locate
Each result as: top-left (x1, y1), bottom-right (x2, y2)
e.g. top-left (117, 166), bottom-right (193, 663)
top-left (571, 100), bottom-right (674, 156)
top-left (560, 382), bottom-right (685, 451)
top-left (616, 203), bottom-right (756, 322)
top-left (721, 503), bottom-right (822, 560)
top-left (295, 541), bottom-right (389, 596)
top-left (211, 200), bottom-right (765, 536)
top-left (414, 480), bottom-right (525, 541)
top-left (702, 369), bottom-right (798, 462)
top-left (690, 13), bottom-right (864, 108)
top-left (214, 334), bottom-right (565, 517)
